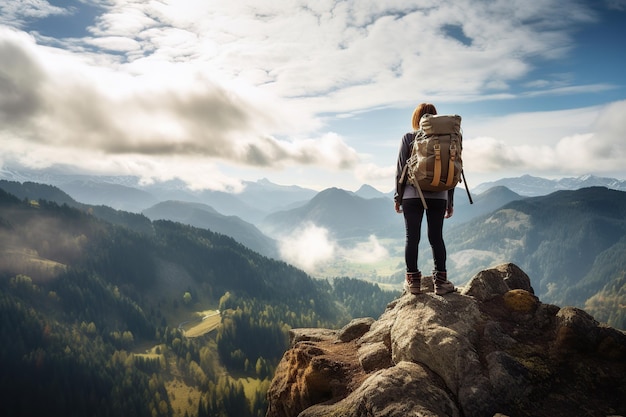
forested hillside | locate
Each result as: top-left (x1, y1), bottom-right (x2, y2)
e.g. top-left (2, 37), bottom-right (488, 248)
top-left (143, 200), bottom-right (279, 259)
top-left (445, 186), bottom-right (626, 329)
top-left (0, 187), bottom-right (398, 417)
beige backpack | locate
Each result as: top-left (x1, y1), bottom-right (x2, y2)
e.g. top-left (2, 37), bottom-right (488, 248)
top-left (404, 114), bottom-right (472, 208)
top-left (407, 113), bottom-right (463, 191)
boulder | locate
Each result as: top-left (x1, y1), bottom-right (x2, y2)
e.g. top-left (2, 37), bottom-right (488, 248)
top-left (266, 263), bottom-right (626, 417)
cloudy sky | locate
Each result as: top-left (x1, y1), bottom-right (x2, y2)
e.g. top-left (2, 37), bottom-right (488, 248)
top-left (1, 0), bottom-right (625, 193)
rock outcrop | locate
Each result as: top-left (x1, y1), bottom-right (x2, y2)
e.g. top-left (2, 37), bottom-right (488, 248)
top-left (266, 263), bottom-right (626, 417)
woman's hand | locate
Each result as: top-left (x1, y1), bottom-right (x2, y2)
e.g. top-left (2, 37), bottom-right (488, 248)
top-left (445, 206), bottom-right (454, 218)
top-left (394, 201), bottom-right (403, 213)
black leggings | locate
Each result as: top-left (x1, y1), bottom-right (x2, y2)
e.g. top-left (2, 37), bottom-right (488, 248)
top-left (402, 198), bottom-right (447, 273)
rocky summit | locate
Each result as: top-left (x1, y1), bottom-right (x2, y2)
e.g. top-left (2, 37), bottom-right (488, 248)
top-left (266, 263), bottom-right (626, 417)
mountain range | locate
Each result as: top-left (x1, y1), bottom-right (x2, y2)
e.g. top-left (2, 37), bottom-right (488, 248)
top-left (1, 170), bottom-right (625, 330)
top-left (0, 167), bottom-right (317, 223)
top-left (261, 187), bottom-right (402, 240)
top-left (3, 166), bottom-right (623, 213)
top-left (472, 173), bottom-right (626, 196)
top-left (143, 200), bottom-right (279, 259)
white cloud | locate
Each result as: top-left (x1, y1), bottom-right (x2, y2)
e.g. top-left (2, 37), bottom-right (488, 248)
top-left (13, 0), bottom-right (600, 113)
top-left (278, 223), bottom-right (336, 272)
top-left (340, 235), bottom-right (389, 264)
top-left (462, 100), bottom-right (626, 176)
top-left (0, 0), bottom-right (623, 191)
top-left (0, 0), bottom-right (70, 27)
top-left (354, 163), bottom-right (396, 190)
top-left (0, 26), bottom-right (358, 179)
top-left (277, 222), bottom-right (389, 273)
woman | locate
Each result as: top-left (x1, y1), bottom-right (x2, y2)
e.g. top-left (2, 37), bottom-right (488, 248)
top-left (394, 103), bottom-right (455, 295)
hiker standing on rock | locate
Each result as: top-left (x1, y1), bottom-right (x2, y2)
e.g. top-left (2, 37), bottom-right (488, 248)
top-left (394, 103), bottom-right (456, 296)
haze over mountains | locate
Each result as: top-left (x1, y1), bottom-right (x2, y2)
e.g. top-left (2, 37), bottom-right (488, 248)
top-left (3, 167), bottom-right (624, 214)
top-left (0, 167), bottom-right (318, 223)
top-left (2, 169), bottom-right (623, 241)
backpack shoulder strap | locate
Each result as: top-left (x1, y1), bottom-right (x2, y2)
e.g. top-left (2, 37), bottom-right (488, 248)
top-left (409, 130), bottom-right (424, 156)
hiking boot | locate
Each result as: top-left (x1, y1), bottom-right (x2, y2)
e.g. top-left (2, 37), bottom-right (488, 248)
top-left (404, 271), bottom-right (423, 295)
top-left (434, 271), bottom-right (455, 295)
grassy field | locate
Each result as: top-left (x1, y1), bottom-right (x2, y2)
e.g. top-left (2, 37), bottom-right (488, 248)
top-left (182, 311), bottom-right (221, 337)
top-left (1, 247), bottom-right (67, 283)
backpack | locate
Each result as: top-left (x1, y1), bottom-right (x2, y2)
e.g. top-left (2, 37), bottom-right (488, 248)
top-left (406, 113), bottom-right (463, 192)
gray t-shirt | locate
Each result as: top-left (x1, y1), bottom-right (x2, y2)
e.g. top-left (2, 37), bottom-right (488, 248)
top-left (402, 184), bottom-right (447, 200)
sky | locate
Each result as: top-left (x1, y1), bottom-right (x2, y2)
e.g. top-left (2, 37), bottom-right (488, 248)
top-left (1, 0), bottom-right (626, 194)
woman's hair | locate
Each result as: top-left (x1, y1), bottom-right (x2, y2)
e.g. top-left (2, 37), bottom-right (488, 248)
top-left (411, 103), bottom-right (438, 130)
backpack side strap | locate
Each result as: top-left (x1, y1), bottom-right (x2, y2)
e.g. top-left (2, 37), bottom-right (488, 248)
top-left (445, 140), bottom-right (459, 188)
top-left (430, 140), bottom-right (442, 189)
